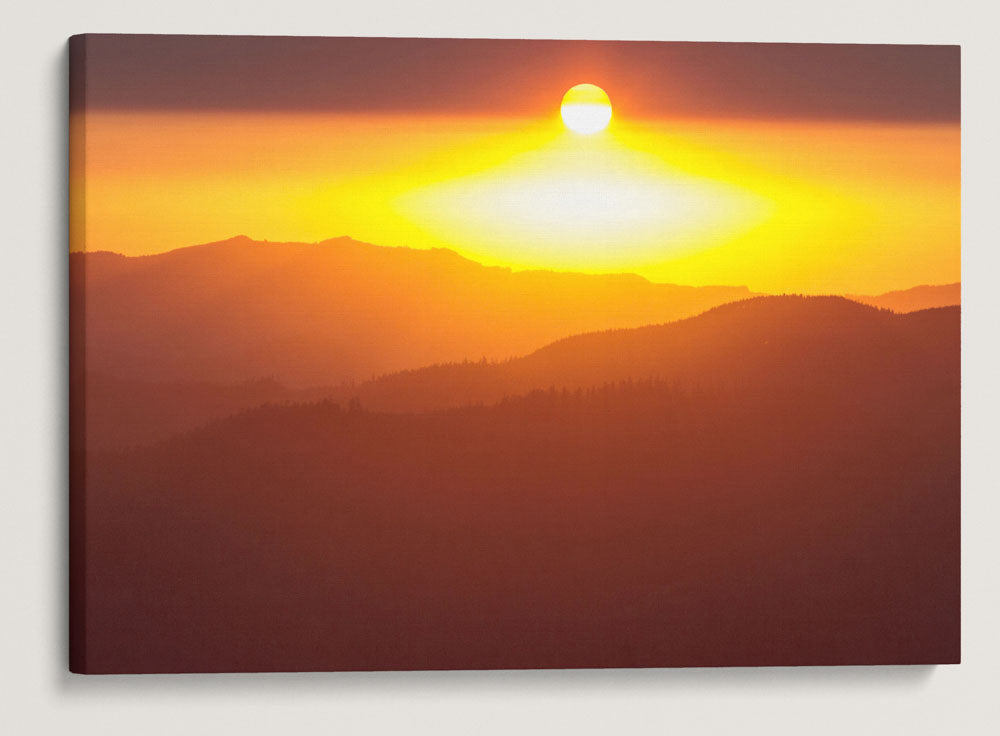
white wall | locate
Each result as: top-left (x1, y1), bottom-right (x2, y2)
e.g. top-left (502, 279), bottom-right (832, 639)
top-left (2, 1), bottom-right (997, 733)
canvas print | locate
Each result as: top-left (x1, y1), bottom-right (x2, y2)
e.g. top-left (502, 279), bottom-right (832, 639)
top-left (69, 35), bottom-right (960, 673)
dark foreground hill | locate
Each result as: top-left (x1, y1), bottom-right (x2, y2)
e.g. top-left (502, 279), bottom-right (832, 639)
top-left (81, 373), bottom-right (334, 451)
top-left (71, 236), bottom-right (752, 387)
top-left (76, 298), bottom-right (960, 672)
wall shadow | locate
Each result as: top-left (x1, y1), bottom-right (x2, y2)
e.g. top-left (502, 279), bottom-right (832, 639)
top-left (54, 40), bottom-right (71, 687)
top-left (58, 663), bottom-right (938, 698)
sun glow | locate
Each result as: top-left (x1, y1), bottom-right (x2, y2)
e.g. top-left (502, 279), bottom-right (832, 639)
top-left (76, 109), bottom-right (959, 293)
top-left (560, 84), bottom-right (613, 135)
top-left (398, 130), bottom-right (769, 270)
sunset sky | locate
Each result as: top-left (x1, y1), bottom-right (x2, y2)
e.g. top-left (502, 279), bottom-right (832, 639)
top-left (70, 36), bottom-right (960, 294)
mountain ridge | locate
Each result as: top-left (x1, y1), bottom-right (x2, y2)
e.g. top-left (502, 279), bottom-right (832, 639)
top-left (847, 282), bottom-right (960, 313)
top-left (72, 234), bottom-right (754, 290)
top-left (72, 235), bottom-right (961, 301)
top-left (340, 295), bottom-right (959, 412)
top-left (82, 295), bottom-right (959, 449)
top-left (72, 235), bottom-right (756, 387)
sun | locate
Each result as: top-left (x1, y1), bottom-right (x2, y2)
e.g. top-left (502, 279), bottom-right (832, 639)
top-left (561, 83), bottom-right (613, 134)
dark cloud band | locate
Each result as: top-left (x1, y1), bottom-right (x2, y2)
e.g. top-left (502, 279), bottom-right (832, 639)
top-left (70, 35), bottom-right (960, 123)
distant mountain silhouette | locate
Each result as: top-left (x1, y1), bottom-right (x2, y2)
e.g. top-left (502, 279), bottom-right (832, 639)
top-left (847, 282), bottom-right (960, 313)
top-left (341, 296), bottom-right (959, 412)
top-left (80, 295), bottom-right (959, 449)
top-left (71, 236), bottom-right (754, 387)
top-left (80, 294), bottom-right (960, 672)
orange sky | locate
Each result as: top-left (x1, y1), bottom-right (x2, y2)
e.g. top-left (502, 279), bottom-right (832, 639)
top-left (72, 107), bottom-right (959, 295)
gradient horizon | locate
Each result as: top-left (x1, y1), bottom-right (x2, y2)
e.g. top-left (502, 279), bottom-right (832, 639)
top-left (69, 36), bottom-right (960, 295)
